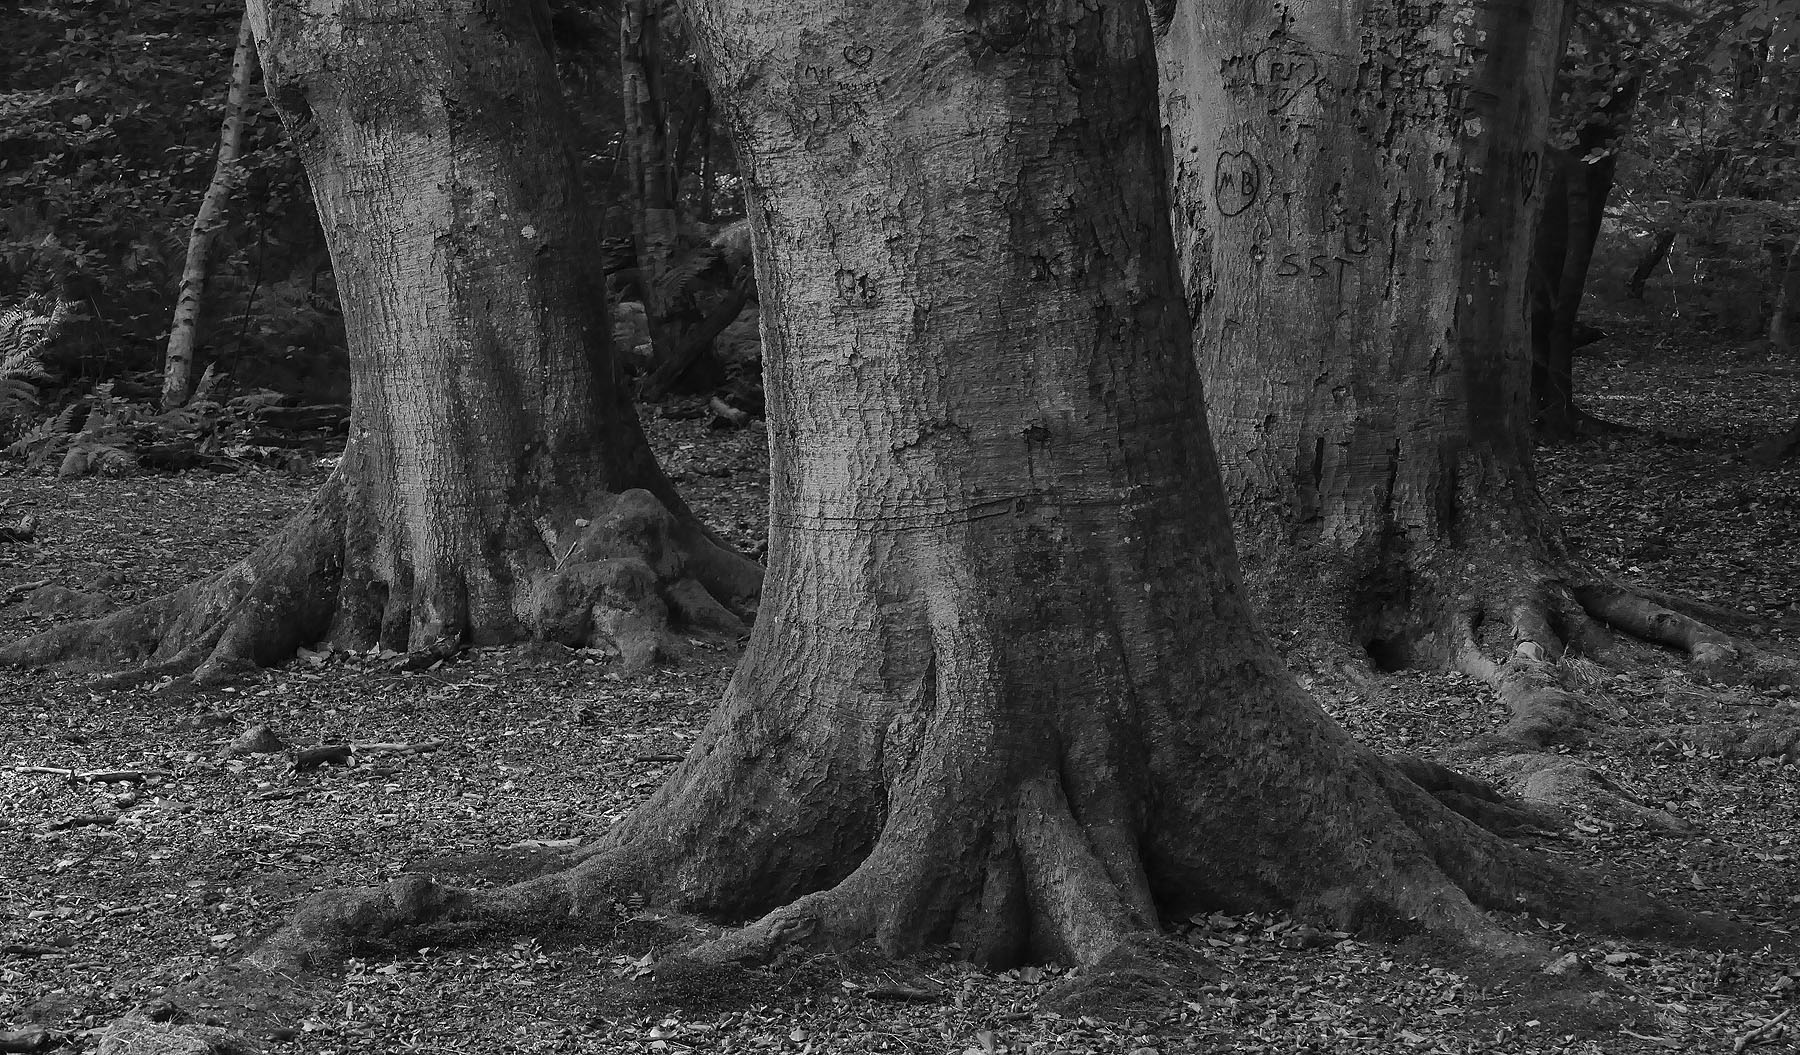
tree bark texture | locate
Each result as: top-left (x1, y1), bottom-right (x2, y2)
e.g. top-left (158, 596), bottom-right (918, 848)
top-left (1158, 0), bottom-right (1590, 711)
top-left (95, 10), bottom-right (1711, 1042)
top-left (161, 13), bottom-right (258, 411)
top-left (1156, 0), bottom-right (1797, 756)
top-left (622, 0), bottom-right (682, 354)
top-left (518, 0), bottom-right (1673, 967)
top-left (1, 0), bottom-right (760, 684)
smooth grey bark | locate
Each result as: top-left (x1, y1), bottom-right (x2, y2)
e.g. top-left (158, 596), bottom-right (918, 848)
top-left (1159, 0), bottom-right (1568, 693)
top-left (0, 0), bottom-right (760, 684)
top-left (532, 0), bottom-right (1669, 966)
top-left (1156, 0), bottom-right (1799, 782)
top-left (85, 7), bottom-right (1703, 1050)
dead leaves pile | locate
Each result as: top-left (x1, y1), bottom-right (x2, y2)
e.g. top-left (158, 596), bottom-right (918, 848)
top-left (3, 365), bottom-right (1799, 1054)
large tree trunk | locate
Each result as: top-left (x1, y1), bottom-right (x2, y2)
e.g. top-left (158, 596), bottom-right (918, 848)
top-left (0, 0), bottom-right (760, 685)
top-left (1156, 0), bottom-right (1794, 760)
top-left (101, 6), bottom-right (1703, 1045)
top-left (161, 12), bottom-right (258, 411)
top-left (237, 0), bottom-right (1678, 977)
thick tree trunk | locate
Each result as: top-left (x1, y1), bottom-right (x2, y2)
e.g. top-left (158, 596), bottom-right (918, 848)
top-left (101, 8), bottom-right (1706, 1046)
top-left (1, 0), bottom-right (760, 684)
top-left (543, 0), bottom-right (1668, 963)
top-left (1160, 0), bottom-right (1561, 679)
top-left (161, 13), bottom-right (258, 411)
top-left (1156, 0), bottom-right (1793, 753)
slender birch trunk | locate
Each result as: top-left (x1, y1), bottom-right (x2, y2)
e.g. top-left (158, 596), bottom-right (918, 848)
top-left (161, 12), bottom-right (258, 411)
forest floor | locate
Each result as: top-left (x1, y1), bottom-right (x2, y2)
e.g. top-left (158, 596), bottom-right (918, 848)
top-left (2, 319), bottom-right (1799, 1055)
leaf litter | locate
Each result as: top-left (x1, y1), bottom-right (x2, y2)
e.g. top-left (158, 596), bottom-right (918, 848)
top-left (2, 350), bottom-right (1798, 1054)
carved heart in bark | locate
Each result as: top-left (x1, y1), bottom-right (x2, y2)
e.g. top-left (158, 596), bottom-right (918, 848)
top-left (1214, 151), bottom-right (1262, 217)
top-left (1256, 47), bottom-right (1320, 112)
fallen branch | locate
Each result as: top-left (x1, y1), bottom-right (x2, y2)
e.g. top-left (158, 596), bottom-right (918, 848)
top-left (1, 578), bottom-right (51, 605)
top-left (292, 745), bottom-right (353, 771)
top-left (44, 814), bottom-right (117, 831)
top-left (863, 984), bottom-right (943, 1003)
top-left (0, 1026), bottom-right (55, 1054)
top-left (291, 741), bottom-right (443, 771)
top-left (352, 740), bottom-right (444, 755)
top-left (13, 766), bottom-right (170, 783)
top-left (1733, 1007), bottom-right (1794, 1053)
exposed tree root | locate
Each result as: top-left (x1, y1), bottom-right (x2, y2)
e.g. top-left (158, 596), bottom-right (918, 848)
top-left (1575, 585), bottom-right (1800, 689)
top-left (0, 475), bottom-right (350, 686)
top-left (1259, 540), bottom-right (1800, 835)
top-left (1384, 752), bottom-right (1565, 835)
top-left (0, 476), bottom-right (760, 685)
top-left (1467, 753), bottom-right (1694, 834)
top-left (96, 703), bottom-right (1738, 1055)
top-left (1535, 406), bottom-right (1638, 445)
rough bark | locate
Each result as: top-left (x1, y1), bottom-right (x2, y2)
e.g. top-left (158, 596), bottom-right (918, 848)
top-left (1155, 0), bottom-right (1796, 766)
top-left (622, 0), bottom-right (682, 359)
top-left (0, 0), bottom-right (760, 685)
top-left (162, 13), bottom-right (258, 411)
top-left (85, 6), bottom-right (1721, 1052)
top-left (269, 0), bottom-right (1688, 970)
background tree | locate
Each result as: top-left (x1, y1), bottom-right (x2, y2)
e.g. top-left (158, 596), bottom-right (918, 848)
top-left (1530, 2), bottom-right (1651, 439)
top-left (0, 0), bottom-right (337, 400)
top-left (0, 0), bottom-right (760, 685)
top-left (1604, 0), bottom-right (1799, 332)
top-left (161, 10), bottom-right (259, 411)
top-left (1156, 0), bottom-right (1795, 797)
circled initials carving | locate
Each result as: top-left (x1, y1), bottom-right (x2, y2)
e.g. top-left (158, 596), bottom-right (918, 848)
top-left (1214, 151), bottom-right (1262, 216)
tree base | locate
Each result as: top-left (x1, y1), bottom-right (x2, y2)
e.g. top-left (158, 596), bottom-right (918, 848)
top-left (0, 475), bottom-right (760, 684)
top-left (1254, 536), bottom-right (1799, 828)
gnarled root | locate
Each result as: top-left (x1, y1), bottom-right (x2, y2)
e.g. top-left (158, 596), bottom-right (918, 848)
top-left (1575, 584), bottom-right (1799, 689)
top-left (0, 474), bottom-right (350, 687)
top-left (1388, 568), bottom-right (1793, 828)
top-left (0, 480), bottom-right (761, 685)
top-left (1385, 752), bottom-right (1564, 835)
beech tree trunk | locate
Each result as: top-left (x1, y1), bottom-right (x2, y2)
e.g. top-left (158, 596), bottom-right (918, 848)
top-left (0, 0), bottom-right (759, 684)
top-left (103, 9), bottom-right (1703, 1042)
top-left (1157, 0), bottom-right (1595, 741)
top-left (1156, 0), bottom-right (1796, 750)
top-left (161, 12), bottom-right (258, 411)
top-left (520, 0), bottom-right (1666, 965)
